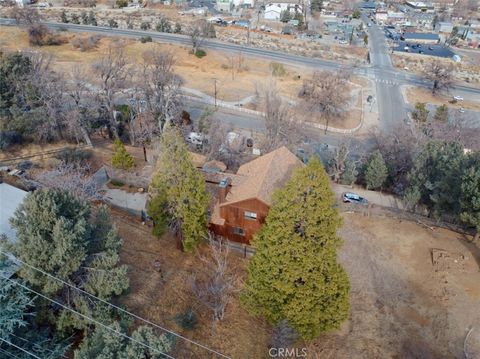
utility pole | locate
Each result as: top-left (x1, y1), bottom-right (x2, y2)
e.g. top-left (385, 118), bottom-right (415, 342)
top-left (213, 78), bottom-right (218, 107)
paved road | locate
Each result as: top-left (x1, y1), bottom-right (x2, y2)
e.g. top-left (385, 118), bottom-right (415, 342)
top-left (363, 13), bottom-right (408, 130)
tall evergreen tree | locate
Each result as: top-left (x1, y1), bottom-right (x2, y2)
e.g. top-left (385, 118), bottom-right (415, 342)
top-left (0, 276), bottom-right (70, 359)
top-left (241, 158), bottom-right (350, 340)
top-left (74, 322), bottom-right (173, 359)
top-left (148, 128), bottom-right (209, 252)
top-left (112, 138), bottom-right (135, 170)
top-left (364, 150), bottom-right (388, 190)
top-left (460, 153), bottom-right (480, 241)
top-left (10, 190), bottom-right (129, 332)
top-left (407, 141), bottom-right (464, 218)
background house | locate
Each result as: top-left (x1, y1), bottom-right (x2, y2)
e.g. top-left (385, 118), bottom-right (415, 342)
top-left (209, 146), bottom-right (304, 244)
top-left (264, 0), bottom-right (303, 21)
top-left (0, 182), bottom-right (27, 278)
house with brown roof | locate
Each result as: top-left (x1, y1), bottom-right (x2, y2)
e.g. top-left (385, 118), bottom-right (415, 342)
top-left (209, 146), bottom-right (304, 244)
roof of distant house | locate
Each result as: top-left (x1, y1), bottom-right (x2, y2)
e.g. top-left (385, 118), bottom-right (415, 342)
top-left (403, 32), bottom-right (439, 40)
top-left (220, 146), bottom-right (304, 206)
top-left (0, 182), bottom-right (27, 242)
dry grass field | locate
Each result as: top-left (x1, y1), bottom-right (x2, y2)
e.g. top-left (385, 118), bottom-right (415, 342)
top-left (112, 208), bottom-right (480, 359)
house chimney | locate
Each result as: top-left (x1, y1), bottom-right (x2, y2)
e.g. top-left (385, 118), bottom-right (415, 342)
top-left (218, 177), bottom-right (231, 204)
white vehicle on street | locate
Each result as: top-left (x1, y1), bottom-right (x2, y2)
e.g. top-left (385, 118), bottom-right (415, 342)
top-left (453, 95), bottom-right (464, 101)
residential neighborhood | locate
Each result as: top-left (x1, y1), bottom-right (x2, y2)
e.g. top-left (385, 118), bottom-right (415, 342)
top-left (0, 0), bottom-right (480, 357)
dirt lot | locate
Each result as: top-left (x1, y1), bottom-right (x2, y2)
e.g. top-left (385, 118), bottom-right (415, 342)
top-left (112, 209), bottom-right (480, 359)
top-left (392, 52), bottom-right (480, 85)
top-left (0, 26), bottom-right (310, 101)
top-left (404, 86), bottom-right (480, 111)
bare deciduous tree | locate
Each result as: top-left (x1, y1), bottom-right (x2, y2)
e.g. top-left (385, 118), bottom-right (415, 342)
top-left (9, 5), bottom-right (41, 25)
top-left (298, 70), bottom-right (349, 133)
top-left (327, 138), bottom-right (363, 183)
top-left (192, 236), bottom-right (237, 322)
top-left (36, 162), bottom-right (99, 200)
top-left (373, 124), bottom-right (425, 194)
top-left (92, 43), bottom-right (129, 138)
top-left (65, 69), bottom-right (98, 146)
top-left (423, 60), bottom-right (454, 95)
top-left (138, 48), bottom-right (183, 133)
top-left (186, 19), bottom-right (215, 54)
top-left (260, 80), bottom-right (303, 152)
top-left (205, 119), bottom-right (242, 170)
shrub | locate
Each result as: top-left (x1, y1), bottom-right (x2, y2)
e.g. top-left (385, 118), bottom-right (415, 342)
top-left (140, 36), bottom-right (152, 43)
top-left (194, 49), bottom-right (206, 58)
top-left (0, 131), bottom-right (23, 150)
top-left (155, 17), bottom-right (171, 33)
top-left (28, 24), bottom-right (66, 46)
top-left (71, 35), bottom-right (101, 51)
top-left (56, 148), bottom-right (92, 165)
top-left (140, 22), bottom-right (151, 30)
top-left (269, 62), bottom-right (286, 77)
top-left (110, 179), bottom-right (124, 187)
top-left (111, 139), bottom-right (134, 170)
top-left (27, 24), bottom-right (50, 46)
top-left (108, 19), bottom-right (118, 28)
top-left (174, 23), bottom-right (181, 33)
top-left (174, 309), bottom-right (198, 330)
top-left (116, 0), bottom-right (128, 7)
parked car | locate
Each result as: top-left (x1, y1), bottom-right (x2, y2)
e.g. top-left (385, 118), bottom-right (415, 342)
top-left (185, 132), bottom-right (205, 146)
top-left (453, 95), bottom-right (464, 101)
top-left (459, 107), bottom-right (465, 113)
top-left (428, 46), bottom-right (434, 51)
top-left (342, 192), bottom-right (368, 205)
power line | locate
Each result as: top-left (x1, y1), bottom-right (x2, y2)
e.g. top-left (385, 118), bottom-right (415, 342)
top-left (0, 275), bottom-right (175, 359)
top-left (0, 338), bottom-right (41, 359)
top-left (0, 250), bottom-right (231, 359)
top-left (0, 347), bottom-right (21, 359)
top-left (8, 333), bottom-right (69, 359)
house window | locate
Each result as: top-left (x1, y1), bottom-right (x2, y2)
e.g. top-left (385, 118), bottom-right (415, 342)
top-left (244, 211), bottom-right (257, 220)
top-left (232, 227), bottom-right (245, 236)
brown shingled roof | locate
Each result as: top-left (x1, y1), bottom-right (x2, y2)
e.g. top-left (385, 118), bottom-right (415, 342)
top-left (221, 146), bottom-right (304, 206)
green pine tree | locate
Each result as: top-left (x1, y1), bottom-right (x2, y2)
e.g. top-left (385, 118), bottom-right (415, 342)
top-left (0, 275), bottom-right (70, 358)
top-left (364, 150), bottom-right (388, 190)
top-left (10, 190), bottom-right (129, 332)
top-left (412, 102), bottom-right (429, 124)
top-left (433, 104), bottom-right (449, 122)
top-left (74, 322), bottom-right (172, 359)
top-left (149, 128), bottom-right (209, 252)
top-left (112, 138), bottom-right (135, 170)
top-left (241, 158), bottom-right (350, 340)
top-left (460, 156), bottom-right (480, 241)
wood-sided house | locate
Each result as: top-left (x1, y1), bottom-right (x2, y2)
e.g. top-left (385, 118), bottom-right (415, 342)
top-left (209, 146), bottom-right (304, 244)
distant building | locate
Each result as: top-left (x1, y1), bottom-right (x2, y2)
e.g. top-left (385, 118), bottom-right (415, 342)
top-left (375, 10), bottom-right (388, 23)
top-left (264, 0), bottom-right (303, 20)
top-left (435, 22), bottom-right (453, 34)
top-left (232, 0), bottom-right (254, 7)
top-left (402, 32), bottom-right (440, 43)
top-left (360, 1), bottom-right (376, 10)
top-left (216, 0), bottom-right (232, 12)
top-left (405, 1), bottom-right (434, 12)
top-left (15, 0), bottom-right (30, 7)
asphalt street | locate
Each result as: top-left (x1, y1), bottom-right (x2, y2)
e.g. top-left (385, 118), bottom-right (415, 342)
top-left (363, 14), bottom-right (408, 130)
